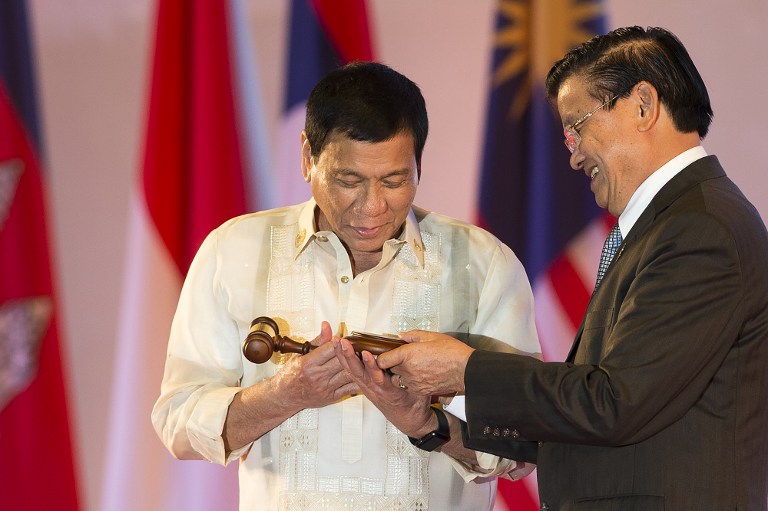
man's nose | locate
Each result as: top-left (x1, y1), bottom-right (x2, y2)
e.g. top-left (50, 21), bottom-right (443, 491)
top-left (359, 183), bottom-right (387, 215)
top-left (569, 146), bottom-right (585, 171)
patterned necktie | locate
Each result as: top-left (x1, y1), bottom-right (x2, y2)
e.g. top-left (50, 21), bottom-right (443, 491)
top-left (595, 222), bottom-right (623, 290)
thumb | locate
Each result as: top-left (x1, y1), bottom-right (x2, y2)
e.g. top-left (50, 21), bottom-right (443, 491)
top-left (397, 329), bottom-right (425, 343)
top-left (315, 321), bottom-right (333, 345)
top-left (376, 344), bottom-right (406, 371)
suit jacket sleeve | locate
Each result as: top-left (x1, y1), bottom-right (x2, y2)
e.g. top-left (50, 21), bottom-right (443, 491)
top-left (463, 205), bottom-right (746, 451)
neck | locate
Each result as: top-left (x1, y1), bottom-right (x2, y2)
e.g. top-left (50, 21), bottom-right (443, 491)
top-left (314, 208), bottom-right (384, 276)
top-left (645, 112), bottom-right (701, 174)
top-left (350, 250), bottom-right (383, 276)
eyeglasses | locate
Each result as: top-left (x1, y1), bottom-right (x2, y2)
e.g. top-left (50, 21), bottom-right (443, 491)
top-left (563, 94), bottom-right (620, 153)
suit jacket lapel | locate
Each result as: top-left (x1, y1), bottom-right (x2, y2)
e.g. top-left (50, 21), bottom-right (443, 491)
top-left (563, 155), bottom-right (725, 363)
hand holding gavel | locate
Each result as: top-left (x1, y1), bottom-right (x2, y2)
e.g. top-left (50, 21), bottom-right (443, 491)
top-left (242, 316), bottom-right (407, 364)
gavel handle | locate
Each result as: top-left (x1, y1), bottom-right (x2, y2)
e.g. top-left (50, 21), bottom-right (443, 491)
top-left (242, 316), bottom-right (406, 364)
top-left (343, 332), bottom-right (407, 356)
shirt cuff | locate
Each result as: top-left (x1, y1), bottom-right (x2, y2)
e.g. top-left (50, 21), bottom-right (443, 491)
top-left (187, 386), bottom-right (247, 465)
top-left (446, 449), bottom-right (535, 482)
top-left (442, 406), bottom-right (535, 482)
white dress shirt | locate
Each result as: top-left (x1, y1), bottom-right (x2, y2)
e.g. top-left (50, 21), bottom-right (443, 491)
top-left (618, 146), bottom-right (708, 237)
top-left (152, 199), bottom-right (541, 511)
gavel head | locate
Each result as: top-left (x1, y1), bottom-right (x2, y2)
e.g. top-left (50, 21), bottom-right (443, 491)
top-left (243, 316), bottom-right (280, 363)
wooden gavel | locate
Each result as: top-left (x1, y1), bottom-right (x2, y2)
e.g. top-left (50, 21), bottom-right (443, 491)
top-left (243, 316), bottom-right (407, 364)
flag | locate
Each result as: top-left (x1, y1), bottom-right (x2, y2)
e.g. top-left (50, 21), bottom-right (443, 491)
top-left (100, 0), bottom-right (271, 509)
top-left (275, 0), bottom-right (375, 207)
top-left (0, 1), bottom-right (81, 509)
top-left (475, 1), bottom-right (608, 508)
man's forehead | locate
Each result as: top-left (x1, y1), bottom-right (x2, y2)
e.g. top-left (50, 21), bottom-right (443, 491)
top-left (557, 77), bottom-right (592, 119)
top-left (320, 131), bottom-right (415, 155)
top-left (315, 132), bottom-right (418, 177)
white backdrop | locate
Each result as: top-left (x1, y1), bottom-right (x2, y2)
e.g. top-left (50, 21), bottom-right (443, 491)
top-left (27, 1), bottom-right (768, 509)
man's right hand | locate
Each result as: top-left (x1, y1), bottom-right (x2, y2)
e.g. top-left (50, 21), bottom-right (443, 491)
top-left (223, 321), bottom-right (357, 452)
top-left (376, 330), bottom-right (473, 397)
top-left (270, 322), bottom-right (359, 409)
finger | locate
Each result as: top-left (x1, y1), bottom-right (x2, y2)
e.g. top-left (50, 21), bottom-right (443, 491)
top-left (332, 338), bottom-right (354, 373)
top-left (312, 321), bottom-right (334, 346)
top-left (333, 381), bottom-right (360, 399)
top-left (324, 364), bottom-right (356, 393)
top-left (400, 329), bottom-right (450, 344)
top-left (396, 330), bottom-right (422, 343)
top-left (360, 351), bottom-right (387, 386)
top-left (306, 341), bottom-right (340, 366)
top-left (375, 344), bottom-right (407, 371)
top-left (333, 338), bottom-right (366, 377)
top-left (326, 363), bottom-right (354, 388)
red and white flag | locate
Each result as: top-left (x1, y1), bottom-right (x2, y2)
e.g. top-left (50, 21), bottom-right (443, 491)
top-left (0, 1), bottom-right (81, 510)
top-left (100, 1), bottom-right (270, 509)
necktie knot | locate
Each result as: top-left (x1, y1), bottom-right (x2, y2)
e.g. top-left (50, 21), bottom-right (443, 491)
top-left (595, 223), bottom-right (622, 290)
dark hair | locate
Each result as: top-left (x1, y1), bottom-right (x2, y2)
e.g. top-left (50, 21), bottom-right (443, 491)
top-left (545, 26), bottom-right (713, 138)
top-left (305, 61), bottom-right (428, 177)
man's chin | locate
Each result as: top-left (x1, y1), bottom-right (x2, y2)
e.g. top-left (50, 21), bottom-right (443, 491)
top-left (593, 194), bottom-right (607, 210)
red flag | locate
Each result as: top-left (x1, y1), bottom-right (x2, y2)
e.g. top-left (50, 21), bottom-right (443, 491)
top-left (100, 0), bottom-right (267, 509)
top-left (0, 1), bottom-right (80, 509)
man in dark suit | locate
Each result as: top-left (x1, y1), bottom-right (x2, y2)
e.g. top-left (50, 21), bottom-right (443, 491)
top-left (341, 26), bottom-right (768, 509)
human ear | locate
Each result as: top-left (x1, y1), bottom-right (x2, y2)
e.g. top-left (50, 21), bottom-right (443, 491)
top-left (300, 131), bottom-right (312, 183)
top-left (635, 81), bottom-right (659, 131)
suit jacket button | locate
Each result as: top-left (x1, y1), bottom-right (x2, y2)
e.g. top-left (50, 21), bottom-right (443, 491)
top-left (483, 426), bottom-right (492, 435)
top-left (540, 503), bottom-right (550, 510)
top-left (502, 428), bottom-right (511, 437)
top-left (511, 429), bottom-right (520, 438)
top-left (492, 427), bottom-right (501, 437)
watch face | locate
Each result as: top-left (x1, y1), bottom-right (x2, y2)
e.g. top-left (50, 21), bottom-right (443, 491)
top-left (409, 406), bottom-right (451, 451)
top-left (414, 432), bottom-right (450, 452)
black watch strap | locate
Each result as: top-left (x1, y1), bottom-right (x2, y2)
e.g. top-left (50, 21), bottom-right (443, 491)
top-left (408, 405), bottom-right (451, 451)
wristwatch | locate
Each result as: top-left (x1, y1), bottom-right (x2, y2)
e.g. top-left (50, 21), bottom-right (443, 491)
top-left (408, 405), bottom-right (451, 451)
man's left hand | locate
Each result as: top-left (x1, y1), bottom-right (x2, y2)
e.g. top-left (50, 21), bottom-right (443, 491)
top-left (332, 337), bottom-right (434, 438)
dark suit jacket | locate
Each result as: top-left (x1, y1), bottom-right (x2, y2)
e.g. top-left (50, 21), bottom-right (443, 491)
top-left (463, 156), bottom-right (768, 510)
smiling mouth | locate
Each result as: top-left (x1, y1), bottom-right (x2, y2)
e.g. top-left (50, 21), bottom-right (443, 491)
top-left (353, 226), bottom-right (382, 238)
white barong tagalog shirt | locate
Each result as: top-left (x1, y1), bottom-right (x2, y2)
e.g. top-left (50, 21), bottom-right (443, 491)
top-left (152, 199), bottom-right (540, 511)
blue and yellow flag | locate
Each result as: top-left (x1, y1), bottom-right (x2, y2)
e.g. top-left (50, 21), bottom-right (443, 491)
top-left (475, 2), bottom-right (608, 507)
top-left (477, 0), bottom-right (606, 280)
